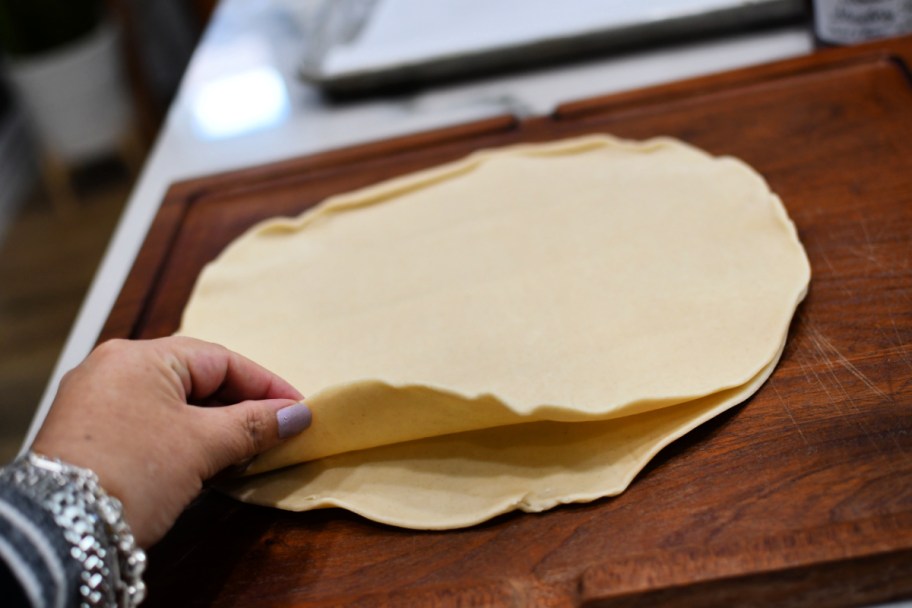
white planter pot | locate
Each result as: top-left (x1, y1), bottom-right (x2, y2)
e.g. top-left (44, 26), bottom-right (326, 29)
top-left (4, 22), bottom-right (132, 164)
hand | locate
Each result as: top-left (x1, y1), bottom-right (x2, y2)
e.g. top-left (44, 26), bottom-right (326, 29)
top-left (30, 336), bottom-right (311, 547)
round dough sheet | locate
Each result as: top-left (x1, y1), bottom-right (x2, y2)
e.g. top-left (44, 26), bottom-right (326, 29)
top-left (180, 135), bottom-right (809, 476)
top-left (225, 341), bottom-right (784, 530)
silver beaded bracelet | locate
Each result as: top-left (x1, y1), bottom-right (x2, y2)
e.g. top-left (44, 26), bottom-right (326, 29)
top-left (0, 452), bottom-right (146, 607)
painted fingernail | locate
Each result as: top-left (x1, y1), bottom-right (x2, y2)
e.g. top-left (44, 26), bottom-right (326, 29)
top-left (277, 402), bottom-right (312, 439)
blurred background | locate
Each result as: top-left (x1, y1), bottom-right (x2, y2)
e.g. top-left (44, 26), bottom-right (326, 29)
top-left (0, 0), bottom-right (216, 460)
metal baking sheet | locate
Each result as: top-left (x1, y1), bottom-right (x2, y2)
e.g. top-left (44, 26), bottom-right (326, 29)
top-left (300, 0), bottom-right (806, 95)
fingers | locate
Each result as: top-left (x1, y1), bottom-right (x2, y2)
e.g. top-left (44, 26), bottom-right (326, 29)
top-left (162, 336), bottom-right (305, 404)
top-left (201, 398), bottom-right (312, 474)
top-left (217, 349), bottom-right (305, 403)
top-left (97, 337), bottom-right (313, 475)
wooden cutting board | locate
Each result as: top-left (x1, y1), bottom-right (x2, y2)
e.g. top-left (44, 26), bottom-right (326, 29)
top-left (101, 36), bottom-right (912, 607)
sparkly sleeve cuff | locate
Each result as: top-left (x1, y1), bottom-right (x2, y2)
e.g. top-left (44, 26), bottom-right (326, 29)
top-left (0, 454), bottom-right (146, 607)
top-left (0, 478), bottom-right (81, 607)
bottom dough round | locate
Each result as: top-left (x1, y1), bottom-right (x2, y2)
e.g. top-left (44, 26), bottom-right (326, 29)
top-left (224, 341), bottom-right (784, 529)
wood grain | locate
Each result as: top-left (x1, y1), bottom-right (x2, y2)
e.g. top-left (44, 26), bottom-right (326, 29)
top-left (102, 36), bottom-right (912, 606)
top-left (0, 170), bottom-right (131, 462)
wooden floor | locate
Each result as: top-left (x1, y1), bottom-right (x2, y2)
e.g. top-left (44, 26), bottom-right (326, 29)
top-left (0, 165), bottom-right (133, 462)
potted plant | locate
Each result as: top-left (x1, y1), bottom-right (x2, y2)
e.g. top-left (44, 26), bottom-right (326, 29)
top-left (0, 0), bottom-right (133, 167)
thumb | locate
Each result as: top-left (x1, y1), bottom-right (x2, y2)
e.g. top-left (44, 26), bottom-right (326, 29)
top-left (203, 399), bottom-right (312, 475)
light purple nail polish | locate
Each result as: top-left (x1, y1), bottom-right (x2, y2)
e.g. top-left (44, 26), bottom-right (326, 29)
top-left (277, 402), bottom-right (312, 439)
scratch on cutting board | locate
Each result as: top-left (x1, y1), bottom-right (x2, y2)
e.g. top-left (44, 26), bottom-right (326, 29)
top-left (804, 325), bottom-right (907, 457)
top-left (816, 248), bottom-right (855, 299)
top-left (795, 342), bottom-right (844, 416)
top-left (790, 344), bottom-right (883, 455)
top-left (771, 384), bottom-right (809, 447)
top-left (797, 328), bottom-right (895, 458)
top-left (890, 317), bottom-right (912, 374)
top-left (816, 247), bottom-right (837, 275)
top-left (851, 216), bottom-right (882, 267)
top-left (806, 323), bottom-right (892, 402)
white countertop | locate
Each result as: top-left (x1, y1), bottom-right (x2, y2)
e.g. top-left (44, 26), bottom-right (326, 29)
top-left (24, 0), bottom-right (813, 445)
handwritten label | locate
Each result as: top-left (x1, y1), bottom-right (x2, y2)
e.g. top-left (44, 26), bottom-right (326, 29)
top-left (815, 0), bottom-right (912, 44)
